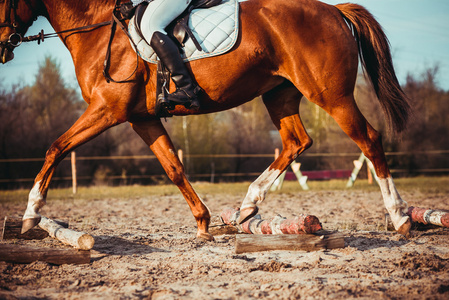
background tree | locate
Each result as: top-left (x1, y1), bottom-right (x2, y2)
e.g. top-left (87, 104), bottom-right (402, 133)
top-left (397, 67), bottom-right (449, 174)
top-left (0, 57), bottom-right (84, 187)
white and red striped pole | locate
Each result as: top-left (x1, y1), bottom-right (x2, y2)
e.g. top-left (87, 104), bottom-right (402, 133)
top-left (407, 206), bottom-right (449, 228)
top-left (220, 208), bottom-right (322, 234)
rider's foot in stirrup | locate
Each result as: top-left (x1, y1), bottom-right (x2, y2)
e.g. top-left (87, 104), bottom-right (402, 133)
top-left (163, 86), bottom-right (201, 110)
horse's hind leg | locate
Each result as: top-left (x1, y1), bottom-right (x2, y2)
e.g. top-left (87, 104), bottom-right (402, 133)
top-left (130, 119), bottom-right (213, 241)
top-left (22, 101), bottom-right (120, 233)
top-left (237, 81), bottom-right (313, 223)
top-left (318, 94), bottom-right (411, 236)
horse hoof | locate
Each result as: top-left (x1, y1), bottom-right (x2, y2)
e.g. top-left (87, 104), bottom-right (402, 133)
top-left (237, 206), bottom-right (259, 224)
top-left (197, 232), bottom-right (215, 242)
top-left (397, 218), bottom-right (412, 239)
top-left (21, 216), bottom-right (41, 234)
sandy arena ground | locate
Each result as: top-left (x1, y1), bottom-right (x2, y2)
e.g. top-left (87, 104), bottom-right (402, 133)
top-left (1, 187), bottom-right (449, 299)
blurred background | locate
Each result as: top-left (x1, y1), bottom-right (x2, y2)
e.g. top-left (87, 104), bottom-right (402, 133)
top-left (1, 0), bottom-right (448, 189)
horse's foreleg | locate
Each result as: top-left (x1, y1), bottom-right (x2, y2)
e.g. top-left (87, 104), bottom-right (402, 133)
top-left (22, 102), bottom-right (119, 233)
top-left (130, 119), bottom-right (213, 241)
top-left (237, 83), bottom-right (312, 223)
top-left (321, 95), bottom-right (411, 237)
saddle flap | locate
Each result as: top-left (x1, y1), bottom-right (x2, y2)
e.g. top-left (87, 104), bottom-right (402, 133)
top-left (128, 0), bottom-right (239, 64)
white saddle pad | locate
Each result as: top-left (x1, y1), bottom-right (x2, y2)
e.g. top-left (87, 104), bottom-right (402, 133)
top-left (128, 0), bottom-right (239, 64)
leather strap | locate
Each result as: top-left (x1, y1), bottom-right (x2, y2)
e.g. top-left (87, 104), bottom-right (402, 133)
top-left (103, 1), bottom-right (140, 83)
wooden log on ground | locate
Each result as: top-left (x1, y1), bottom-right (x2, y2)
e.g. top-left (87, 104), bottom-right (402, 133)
top-left (38, 216), bottom-right (95, 250)
top-left (2, 216), bottom-right (68, 240)
top-left (0, 244), bottom-right (90, 265)
top-left (220, 208), bottom-right (322, 234)
top-left (235, 231), bottom-right (345, 253)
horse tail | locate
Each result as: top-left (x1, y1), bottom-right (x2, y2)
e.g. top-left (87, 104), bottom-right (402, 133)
top-left (335, 3), bottom-right (411, 134)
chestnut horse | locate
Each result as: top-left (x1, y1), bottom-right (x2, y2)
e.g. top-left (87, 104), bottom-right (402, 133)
top-left (0, 0), bottom-right (412, 240)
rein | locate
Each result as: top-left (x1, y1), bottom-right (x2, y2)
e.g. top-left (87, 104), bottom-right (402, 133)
top-left (21, 21), bottom-right (113, 44)
top-left (1, 0), bottom-right (112, 47)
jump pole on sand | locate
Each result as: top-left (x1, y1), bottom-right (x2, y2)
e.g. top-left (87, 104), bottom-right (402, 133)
top-left (218, 208), bottom-right (344, 253)
top-left (385, 206), bottom-right (449, 231)
top-left (220, 208), bottom-right (322, 235)
top-left (1, 216), bottom-right (94, 265)
top-left (38, 216), bottom-right (95, 250)
top-left (2, 216), bottom-right (68, 240)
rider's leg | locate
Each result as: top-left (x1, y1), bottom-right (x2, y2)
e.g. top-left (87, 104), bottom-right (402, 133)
top-left (140, 0), bottom-right (201, 110)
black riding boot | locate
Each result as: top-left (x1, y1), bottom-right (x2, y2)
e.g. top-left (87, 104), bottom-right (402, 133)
top-left (150, 31), bottom-right (201, 110)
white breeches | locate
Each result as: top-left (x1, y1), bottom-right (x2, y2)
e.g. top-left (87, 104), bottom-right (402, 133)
top-left (140, 0), bottom-right (192, 41)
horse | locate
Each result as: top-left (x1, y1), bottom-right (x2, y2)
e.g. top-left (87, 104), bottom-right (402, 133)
top-left (0, 0), bottom-right (412, 241)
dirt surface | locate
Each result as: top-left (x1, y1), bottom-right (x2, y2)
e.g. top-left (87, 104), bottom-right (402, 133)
top-left (1, 187), bottom-right (449, 299)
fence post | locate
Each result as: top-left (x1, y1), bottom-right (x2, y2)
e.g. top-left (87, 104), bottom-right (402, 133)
top-left (71, 151), bottom-right (77, 194)
top-left (346, 153), bottom-right (379, 188)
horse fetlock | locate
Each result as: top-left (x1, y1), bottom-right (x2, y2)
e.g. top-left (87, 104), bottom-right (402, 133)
top-left (22, 181), bottom-right (45, 233)
top-left (28, 181), bottom-right (45, 205)
top-left (194, 216), bottom-right (214, 241)
top-left (25, 181), bottom-right (45, 216)
top-left (379, 177), bottom-right (409, 226)
top-left (195, 213), bottom-right (210, 228)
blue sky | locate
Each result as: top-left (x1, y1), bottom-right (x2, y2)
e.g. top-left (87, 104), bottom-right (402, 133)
top-left (1, 0), bottom-right (448, 90)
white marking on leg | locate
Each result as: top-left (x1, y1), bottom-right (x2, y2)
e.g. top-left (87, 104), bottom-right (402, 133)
top-left (379, 177), bottom-right (409, 230)
top-left (241, 168), bottom-right (282, 210)
top-left (23, 181), bottom-right (45, 220)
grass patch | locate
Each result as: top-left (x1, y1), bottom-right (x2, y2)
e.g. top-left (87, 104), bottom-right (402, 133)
top-left (1, 176), bottom-right (448, 204)
top-left (275, 176), bottom-right (449, 194)
top-left (0, 182), bottom-right (252, 204)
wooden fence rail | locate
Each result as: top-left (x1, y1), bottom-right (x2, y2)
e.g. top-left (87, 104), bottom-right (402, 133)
top-left (1, 150), bottom-right (448, 189)
top-left (1, 149), bottom-right (448, 163)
